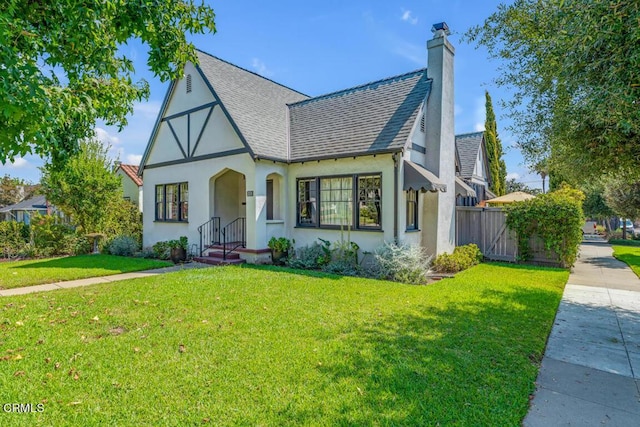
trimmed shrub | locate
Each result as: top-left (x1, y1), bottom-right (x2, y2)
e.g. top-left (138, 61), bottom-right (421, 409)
top-left (432, 244), bottom-right (483, 273)
top-left (107, 235), bottom-right (140, 257)
top-left (369, 242), bottom-right (432, 285)
top-left (31, 213), bottom-right (77, 256)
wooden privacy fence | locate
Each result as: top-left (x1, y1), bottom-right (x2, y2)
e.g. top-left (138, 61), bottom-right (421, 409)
top-left (456, 206), bottom-right (560, 266)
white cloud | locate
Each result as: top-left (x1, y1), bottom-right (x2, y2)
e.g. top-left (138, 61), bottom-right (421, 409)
top-left (401, 9), bottom-right (418, 25)
top-left (251, 58), bottom-right (273, 77)
top-left (94, 127), bottom-right (121, 146)
top-left (506, 172), bottom-right (520, 181)
top-left (126, 154), bottom-right (143, 166)
top-left (7, 158), bottom-right (29, 169)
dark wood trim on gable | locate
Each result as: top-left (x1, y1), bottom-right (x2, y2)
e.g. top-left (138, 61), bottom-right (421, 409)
top-left (191, 105), bottom-right (215, 157)
top-left (144, 148), bottom-right (249, 170)
top-left (166, 120), bottom-right (188, 159)
top-left (161, 101), bottom-right (218, 122)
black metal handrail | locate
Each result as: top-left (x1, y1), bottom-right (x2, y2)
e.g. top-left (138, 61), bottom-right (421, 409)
top-left (198, 216), bottom-right (220, 256)
top-left (221, 217), bottom-right (246, 259)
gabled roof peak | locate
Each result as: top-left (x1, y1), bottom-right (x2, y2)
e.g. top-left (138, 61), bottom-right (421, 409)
top-left (195, 49), bottom-right (309, 98)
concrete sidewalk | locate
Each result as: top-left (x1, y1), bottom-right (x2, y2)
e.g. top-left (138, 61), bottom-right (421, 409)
top-left (524, 239), bottom-right (640, 426)
top-left (0, 262), bottom-right (211, 297)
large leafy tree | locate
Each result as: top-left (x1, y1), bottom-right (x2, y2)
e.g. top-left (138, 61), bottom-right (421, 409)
top-left (467, 1), bottom-right (640, 182)
top-left (484, 91), bottom-right (507, 196)
top-left (1, 1), bottom-right (215, 165)
top-left (0, 174), bottom-right (25, 207)
top-left (41, 139), bottom-right (122, 233)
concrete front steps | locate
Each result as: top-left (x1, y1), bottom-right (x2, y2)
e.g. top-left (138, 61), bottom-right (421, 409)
top-left (193, 250), bottom-right (246, 266)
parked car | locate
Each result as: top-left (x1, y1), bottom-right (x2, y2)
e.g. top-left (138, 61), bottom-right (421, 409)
top-left (621, 219), bottom-right (636, 237)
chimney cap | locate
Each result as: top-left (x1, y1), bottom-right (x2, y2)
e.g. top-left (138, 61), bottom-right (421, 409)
top-left (431, 22), bottom-right (451, 36)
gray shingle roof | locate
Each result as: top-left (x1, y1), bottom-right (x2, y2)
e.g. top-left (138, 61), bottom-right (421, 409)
top-left (196, 50), bottom-right (310, 160)
top-left (288, 70), bottom-right (430, 161)
top-left (0, 195), bottom-right (47, 213)
top-left (455, 131), bottom-right (484, 178)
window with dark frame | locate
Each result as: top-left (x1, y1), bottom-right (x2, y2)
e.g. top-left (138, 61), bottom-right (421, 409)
top-left (296, 173), bottom-right (382, 230)
top-left (406, 190), bottom-right (418, 230)
top-left (358, 175), bottom-right (381, 228)
top-left (266, 179), bottom-right (274, 220)
top-left (297, 178), bottom-right (317, 226)
top-left (155, 182), bottom-right (189, 222)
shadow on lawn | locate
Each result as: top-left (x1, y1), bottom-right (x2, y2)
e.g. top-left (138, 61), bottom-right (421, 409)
top-left (239, 263), bottom-right (346, 281)
top-left (301, 285), bottom-right (561, 425)
top-left (13, 255), bottom-right (121, 270)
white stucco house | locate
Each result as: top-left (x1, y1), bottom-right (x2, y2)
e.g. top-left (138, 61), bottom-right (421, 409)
top-left (115, 163), bottom-right (143, 212)
top-left (139, 22), bottom-right (468, 263)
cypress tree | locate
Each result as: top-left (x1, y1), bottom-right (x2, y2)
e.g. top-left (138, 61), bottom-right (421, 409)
top-left (484, 91), bottom-right (506, 196)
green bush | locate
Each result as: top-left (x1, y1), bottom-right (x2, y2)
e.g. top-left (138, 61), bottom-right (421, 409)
top-left (505, 185), bottom-right (584, 267)
top-left (287, 241), bottom-right (330, 270)
top-left (107, 235), bottom-right (140, 257)
top-left (31, 213), bottom-right (77, 256)
top-left (0, 221), bottom-right (29, 258)
top-left (432, 244), bottom-right (483, 273)
top-left (152, 241), bottom-right (171, 260)
top-left (369, 242), bottom-right (432, 285)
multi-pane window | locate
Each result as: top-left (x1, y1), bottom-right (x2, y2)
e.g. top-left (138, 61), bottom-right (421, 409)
top-left (297, 178), bottom-right (317, 225)
top-left (320, 177), bottom-right (353, 227)
top-left (297, 173), bottom-right (381, 229)
top-left (155, 182), bottom-right (188, 222)
top-left (406, 190), bottom-right (418, 230)
top-left (358, 175), bottom-right (381, 228)
top-left (179, 183), bottom-right (189, 221)
top-left (155, 186), bottom-right (164, 221)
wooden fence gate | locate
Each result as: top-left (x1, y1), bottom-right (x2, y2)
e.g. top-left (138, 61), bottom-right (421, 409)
top-left (456, 206), bottom-right (559, 266)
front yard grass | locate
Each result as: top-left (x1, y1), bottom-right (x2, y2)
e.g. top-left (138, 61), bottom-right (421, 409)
top-left (612, 244), bottom-right (640, 277)
top-left (0, 255), bottom-right (172, 290)
top-left (0, 262), bottom-right (568, 426)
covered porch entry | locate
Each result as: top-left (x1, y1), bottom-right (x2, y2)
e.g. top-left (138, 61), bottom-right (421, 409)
top-left (198, 168), bottom-right (246, 260)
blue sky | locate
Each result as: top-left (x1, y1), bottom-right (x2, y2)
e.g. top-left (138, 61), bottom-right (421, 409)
top-left (1, 0), bottom-right (543, 188)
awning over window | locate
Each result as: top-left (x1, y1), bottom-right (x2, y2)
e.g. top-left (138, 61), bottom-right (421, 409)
top-left (455, 177), bottom-right (477, 198)
top-left (403, 160), bottom-right (447, 192)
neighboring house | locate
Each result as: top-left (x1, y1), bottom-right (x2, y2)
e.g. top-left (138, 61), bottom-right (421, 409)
top-left (0, 195), bottom-right (48, 224)
top-left (139, 22), bottom-right (464, 262)
top-left (116, 163), bottom-right (143, 212)
top-left (455, 131), bottom-right (495, 206)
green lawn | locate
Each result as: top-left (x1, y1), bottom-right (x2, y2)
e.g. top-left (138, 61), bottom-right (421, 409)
top-left (0, 255), bottom-right (172, 290)
top-left (612, 244), bottom-right (640, 277)
top-left (0, 263), bottom-right (568, 426)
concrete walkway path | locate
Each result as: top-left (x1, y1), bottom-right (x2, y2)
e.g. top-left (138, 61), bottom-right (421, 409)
top-left (0, 262), bottom-right (211, 297)
top-left (524, 239), bottom-right (640, 426)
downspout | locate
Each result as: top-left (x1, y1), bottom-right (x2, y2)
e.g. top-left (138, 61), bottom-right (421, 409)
top-left (393, 152), bottom-right (400, 242)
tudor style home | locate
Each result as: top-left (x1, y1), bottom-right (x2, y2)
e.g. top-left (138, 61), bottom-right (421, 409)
top-left (139, 23), bottom-right (465, 263)
top-left (455, 131), bottom-right (495, 206)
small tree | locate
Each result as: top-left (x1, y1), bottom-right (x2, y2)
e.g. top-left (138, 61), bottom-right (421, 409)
top-left (603, 176), bottom-right (640, 239)
top-left (41, 140), bottom-right (122, 233)
top-left (0, 174), bottom-right (26, 207)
